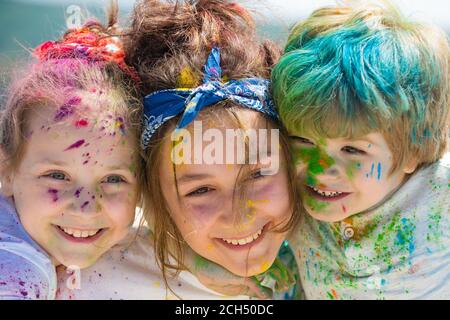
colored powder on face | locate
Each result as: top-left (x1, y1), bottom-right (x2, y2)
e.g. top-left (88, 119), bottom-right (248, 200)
top-left (377, 162), bottom-right (382, 180)
top-left (115, 117), bottom-right (126, 135)
top-left (75, 119), bottom-right (89, 127)
top-left (74, 187), bottom-right (83, 198)
top-left (342, 205), bottom-right (347, 213)
top-left (64, 139), bottom-right (85, 151)
top-left (293, 146), bottom-right (335, 187)
top-left (194, 255), bottom-right (210, 272)
top-left (304, 194), bottom-right (329, 212)
top-left (346, 161), bottom-right (361, 179)
top-left (369, 163), bottom-right (375, 178)
top-left (48, 189), bottom-right (58, 202)
top-left (54, 96), bottom-right (81, 122)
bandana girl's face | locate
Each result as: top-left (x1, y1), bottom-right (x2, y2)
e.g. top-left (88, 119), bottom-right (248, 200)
top-left (290, 131), bottom-right (415, 222)
top-left (158, 110), bottom-right (293, 277)
top-left (5, 101), bottom-right (139, 268)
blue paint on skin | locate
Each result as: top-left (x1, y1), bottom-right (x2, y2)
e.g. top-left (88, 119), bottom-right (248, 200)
top-left (377, 162), bottom-right (382, 180)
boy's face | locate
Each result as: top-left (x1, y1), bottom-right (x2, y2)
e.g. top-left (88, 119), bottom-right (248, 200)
top-left (290, 131), bottom-right (414, 222)
top-left (2, 104), bottom-right (139, 268)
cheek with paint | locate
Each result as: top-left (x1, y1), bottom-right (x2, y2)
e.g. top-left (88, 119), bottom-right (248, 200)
top-left (365, 162), bottom-right (383, 180)
top-left (48, 188), bottom-right (59, 202)
top-left (292, 145), bottom-right (335, 187)
top-left (184, 202), bottom-right (221, 228)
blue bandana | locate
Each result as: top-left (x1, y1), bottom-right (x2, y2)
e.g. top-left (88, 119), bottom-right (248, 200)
top-left (141, 47), bottom-right (278, 150)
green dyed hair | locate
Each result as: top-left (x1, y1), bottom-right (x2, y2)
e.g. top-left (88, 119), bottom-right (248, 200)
top-left (272, 0), bottom-right (449, 172)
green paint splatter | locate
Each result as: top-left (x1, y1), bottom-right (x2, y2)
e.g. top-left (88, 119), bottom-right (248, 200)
top-left (346, 161), bottom-right (361, 179)
top-left (305, 194), bottom-right (329, 212)
top-left (194, 255), bottom-right (210, 271)
top-left (292, 146), bottom-right (335, 186)
top-left (426, 209), bottom-right (442, 243)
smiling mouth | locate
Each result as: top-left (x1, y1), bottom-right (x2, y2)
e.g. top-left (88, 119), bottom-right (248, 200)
top-left (54, 225), bottom-right (106, 243)
top-left (306, 185), bottom-right (351, 201)
top-left (217, 223), bottom-right (269, 249)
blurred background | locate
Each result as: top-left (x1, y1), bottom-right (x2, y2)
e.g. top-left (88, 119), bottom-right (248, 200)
top-left (1, 0), bottom-right (450, 91)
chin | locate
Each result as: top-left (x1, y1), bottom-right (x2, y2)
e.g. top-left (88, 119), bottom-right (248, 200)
top-left (55, 252), bottom-right (100, 269)
top-left (306, 208), bottom-right (349, 222)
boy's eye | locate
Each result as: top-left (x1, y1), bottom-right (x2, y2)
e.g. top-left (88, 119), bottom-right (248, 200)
top-left (342, 146), bottom-right (366, 155)
top-left (186, 187), bottom-right (214, 197)
top-left (290, 136), bottom-right (315, 146)
top-left (44, 172), bottom-right (68, 181)
top-left (103, 175), bottom-right (125, 184)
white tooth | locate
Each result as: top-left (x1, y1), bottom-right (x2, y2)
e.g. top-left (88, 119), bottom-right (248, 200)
top-left (88, 230), bottom-right (98, 236)
top-left (238, 239), bottom-right (246, 245)
top-left (73, 230), bottom-right (82, 238)
top-left (231, 239), bottom-right (238, 245)
top-left (64, 228), bottom-right (74, 235)
top-left (246, 236), bottom-right (254, 243)
top-left (81, 231), bottom-right (89, 238)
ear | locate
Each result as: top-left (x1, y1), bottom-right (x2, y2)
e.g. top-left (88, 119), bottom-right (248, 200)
top-left (0, 149), bottom-right (14, 197)
top-left (402, 158), bottom-right (419, 175)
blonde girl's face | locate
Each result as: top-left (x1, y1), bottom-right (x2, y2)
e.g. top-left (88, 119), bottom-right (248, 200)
top-left (158, 110), bottom-right (293, 277)
top-left (2, 99), bottom-right (139, 269)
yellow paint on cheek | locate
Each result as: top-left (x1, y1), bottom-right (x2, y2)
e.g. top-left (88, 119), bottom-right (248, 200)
top-left (260, 261), bottom-right (271, 273)
top-left (96, 202), bottom-right (102, 212)
top-left (206, 243), bottom-right (214, 251)
top-left (153, 281), bottom-right (161, 287)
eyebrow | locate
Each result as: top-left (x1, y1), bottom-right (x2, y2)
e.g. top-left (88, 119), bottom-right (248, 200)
top-left (177, 173), bottom-right (213, 184)
top-left (36, 159), bottom-right (69, 167)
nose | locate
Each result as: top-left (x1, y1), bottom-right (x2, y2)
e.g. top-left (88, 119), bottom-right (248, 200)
top-left (70, 187), bottom-right (100, 215)
top-left (218, 192), bottom-right (256, 230)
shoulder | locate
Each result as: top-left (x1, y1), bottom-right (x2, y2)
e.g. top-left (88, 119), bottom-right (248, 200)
top-left (0, 249), bottom-right (56, 299)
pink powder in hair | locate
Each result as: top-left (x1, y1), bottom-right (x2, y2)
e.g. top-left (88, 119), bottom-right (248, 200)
top-left (54, 96), bottom-right (82, 121)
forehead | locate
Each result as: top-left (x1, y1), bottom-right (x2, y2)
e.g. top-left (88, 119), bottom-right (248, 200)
top-left (21, 105), bottom-right (137, 164)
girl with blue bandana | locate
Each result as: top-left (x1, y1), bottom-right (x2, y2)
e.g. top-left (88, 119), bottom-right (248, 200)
top-left (126, 0), bottom-right (301, 298)
top-left (270, 1), bottom-right (449, 299)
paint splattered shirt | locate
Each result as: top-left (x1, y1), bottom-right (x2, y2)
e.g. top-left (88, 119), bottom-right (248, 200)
top-left (55, 226), bottom-right (252, 300)
top-left (0, 195), bottom-right (57, 299)
top-left (290, 158), bottom-right (450, 299)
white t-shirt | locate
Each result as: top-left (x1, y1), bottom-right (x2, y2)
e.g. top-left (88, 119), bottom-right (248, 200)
top-left (0, 195), bottom-right (57, 300)
top-left (55, 226), bottom-right (251, 300)
top-left (290, 157), bottom-right (450, 299)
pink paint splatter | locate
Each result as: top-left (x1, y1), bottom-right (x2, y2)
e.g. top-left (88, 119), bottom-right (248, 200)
top-left (48, 189), bottom-right (58, 202)
top-left (54, 96), bottom-right (81, 121)
top-left (75, 119), bottom-right (89, 127)
top-left (81, 201), bottom-right (89, 210)
top-left (64, 139), bottom-right (85, 151)
top-left (342, 205), bottom-right (347, 213)
top-left (74, 187), bottom-right (84, 198)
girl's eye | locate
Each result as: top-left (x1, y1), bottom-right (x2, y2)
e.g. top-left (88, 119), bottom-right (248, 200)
top-left (103, 175), bottom-right (125, 184)
top-left (342, 146), bottom-right (366, 155)
top-left (291, 136), bottom-right (315, 146)
top-left (249, 169), bottom-right (265, 180)
top-left (44, 172), bottom-right (68, 181)
top-left (186, 187), bottom-right (214, 197)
